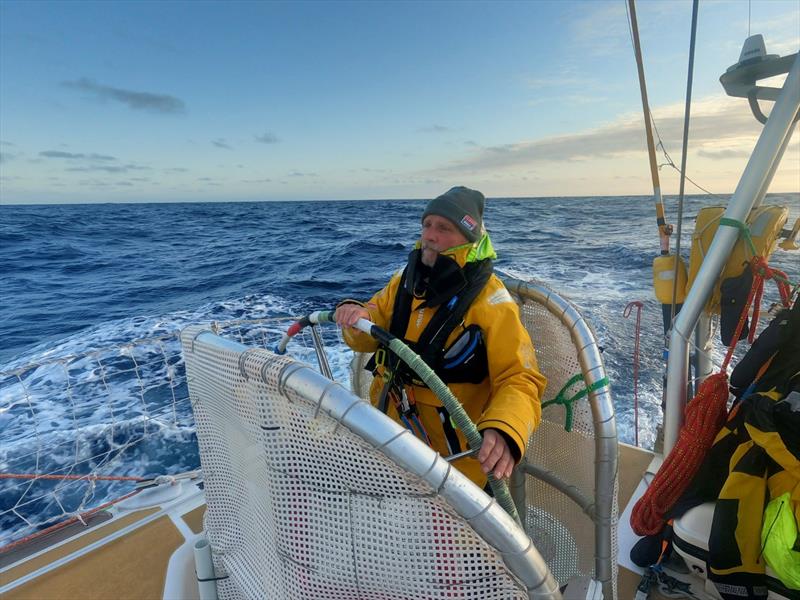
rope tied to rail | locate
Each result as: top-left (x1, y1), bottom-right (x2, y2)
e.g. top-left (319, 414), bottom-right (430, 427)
top-left (630, 239), bottom-right (789, 535)
top-left (0, 473), bottom-right (147, 482)
top-left (0, 487), bottom-right (143, 556)
top-left (718, 218), bottom-right (794, 345)
top-left (719, 217), bottom-right (759, 257)
top-left (623, 301), bottom-right (644, 446)
top-left (541, 373), bottom-right (609, 433)
top-left (747, 257), bottom-right (792, 344)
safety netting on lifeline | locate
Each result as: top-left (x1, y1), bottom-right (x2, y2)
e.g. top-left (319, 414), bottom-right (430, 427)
top-left (0, 316), bottom-right (335, 559)
top-left (181, 324), bottom-right (561, 600)
top-left (0, 335), bottom-right (195, 556)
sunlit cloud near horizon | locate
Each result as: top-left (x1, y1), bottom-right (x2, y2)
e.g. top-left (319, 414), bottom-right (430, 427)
top-left (0, 0), bottom-right (797, 205)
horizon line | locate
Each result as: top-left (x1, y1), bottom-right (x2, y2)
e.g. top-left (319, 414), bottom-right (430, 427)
top-left (3, 190), bottom-right (799, 207)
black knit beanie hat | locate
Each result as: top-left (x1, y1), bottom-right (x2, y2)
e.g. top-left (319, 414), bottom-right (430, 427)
top-left (421, 186), bottom-right (485, 242)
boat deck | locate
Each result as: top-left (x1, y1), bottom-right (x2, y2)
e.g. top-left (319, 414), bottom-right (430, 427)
top-left (2, 444), bottom-right (659, 600)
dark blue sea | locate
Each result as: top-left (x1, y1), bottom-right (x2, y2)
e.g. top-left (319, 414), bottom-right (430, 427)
top-left (1, 194), bottom-right (798, 541)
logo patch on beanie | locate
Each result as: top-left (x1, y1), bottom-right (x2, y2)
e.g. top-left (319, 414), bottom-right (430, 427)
top-left (460, 214), bottom-right (477, 231)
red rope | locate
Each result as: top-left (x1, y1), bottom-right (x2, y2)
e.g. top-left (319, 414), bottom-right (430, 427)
top-left (0, 488), bottom-right (142, 555)
top-left (631, 372), bottom-right (729, 536)
top-left (0, 473), bottom-right (145, 482)
top-left (0, 471), bottom-right (149, 554)
top-left (631, 256), bottom-right (793, 536)
top-left (624, 301), bottom-right (644, 447)
top-left (747, 257), bottom-right (792, 344)
top-left (721, 260), bottom-right (761, 370)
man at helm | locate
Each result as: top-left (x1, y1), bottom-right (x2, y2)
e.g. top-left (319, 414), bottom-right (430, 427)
top-left (336, 186), bottom-right (546, 486)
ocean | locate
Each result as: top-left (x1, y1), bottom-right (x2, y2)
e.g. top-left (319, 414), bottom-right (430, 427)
top-left (1, 193), bottom-right (798, 542)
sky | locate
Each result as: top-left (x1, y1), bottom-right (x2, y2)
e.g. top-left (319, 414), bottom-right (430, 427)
top-left (0, 0), bottom-right (798, 204)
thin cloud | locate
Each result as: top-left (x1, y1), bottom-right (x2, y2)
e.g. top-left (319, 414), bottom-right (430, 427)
top-left (436, 95), bottom-right (767, 174)
top-left (65, 163), bottom-right (149, 173)
top-left (40, 150), bottom-right (150, 174)
top-left (419, 125), bottom-right (452, 134)
top-left (40, 150), bottom-right (117, 161)
top-left (67, 166), bottom-right (128, 173)
top-left (288, 171), bottom-right (318, 177)
top-left (61, 78), bottom-right (186, 114)
top-left (255, 132), bottom-right (280, 144)
top-left (212, 139), bottom-right (232, 150)
top-left (567, 2), bottom-right (629, 57)
top-left (697, 148), bottom-right (751, 160)
top-left (525, 72), bottom-right (586, 88)
top-left (0, 152), bottom-right (13, 163)
top-left (78, 179), bottom-right (112, 188)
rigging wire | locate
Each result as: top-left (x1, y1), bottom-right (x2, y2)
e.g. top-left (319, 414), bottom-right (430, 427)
top-left (651, 120), bottom-right (722, 198)
top-left (670, 0), bottom-right (701, 326)
top-left (626, 0), bottom-right (672, 254)
top-left (623, 0), bottom-right (721, 202)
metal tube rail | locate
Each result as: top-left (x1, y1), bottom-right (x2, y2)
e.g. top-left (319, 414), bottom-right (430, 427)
top-left (308, 325), bottom-right (334, 379)
top-left (502, 277), bottom-right (618, 600)
top-left (753, 125), bottom-right (796, 210)
top-left (664, 53), bottom-right (800, 454)
top-left (188, 328), bottom-right (562, 599)
top-left (692, 313), bottom-right (714, 394)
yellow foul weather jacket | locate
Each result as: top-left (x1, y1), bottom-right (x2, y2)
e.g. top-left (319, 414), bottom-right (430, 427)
top-left (342, 240), bottom-right (546, 487)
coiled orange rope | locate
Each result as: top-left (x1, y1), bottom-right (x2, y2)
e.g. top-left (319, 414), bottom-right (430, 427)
top-left (630, 255), bottom-right (788, 536)
top-left (630, 371), bottom-right (729, 536)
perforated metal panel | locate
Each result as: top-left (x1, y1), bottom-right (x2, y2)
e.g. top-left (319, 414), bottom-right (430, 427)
top-left (512, 281), bottom-right (618, 600)
top-left (182, 326), bottom-right (561, 600)
top-left (349, 278), bottom-right (619, 599)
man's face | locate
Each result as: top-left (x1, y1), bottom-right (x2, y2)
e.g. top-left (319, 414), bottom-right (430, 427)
top-left (420, 214), bottom-right (470, 267)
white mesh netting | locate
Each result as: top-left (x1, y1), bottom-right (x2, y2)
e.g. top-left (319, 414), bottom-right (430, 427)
top-left (0, 335), bottom-right (193, 550)
top-left (182, 325), bottom-right (538, 600)
top-left (0, 316), bottom-right (336, 554)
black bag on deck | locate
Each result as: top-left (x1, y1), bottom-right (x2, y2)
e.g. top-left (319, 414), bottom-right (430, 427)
top-left (730, 302), bottom-right (799, 397)
top-left (719, 267), bottom-right (752, 346)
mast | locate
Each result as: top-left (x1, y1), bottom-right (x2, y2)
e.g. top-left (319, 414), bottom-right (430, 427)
top-left (627, 0), bottom-right (672, 255)
top-left (628, 0), bottom-right (689, 351)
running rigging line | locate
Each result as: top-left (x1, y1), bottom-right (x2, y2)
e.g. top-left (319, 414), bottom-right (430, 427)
top-left (623, 0), bottom-right (720, 201)
top-left (670, 0), bottom-right (700, 326)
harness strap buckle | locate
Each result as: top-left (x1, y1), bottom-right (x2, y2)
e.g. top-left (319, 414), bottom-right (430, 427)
top-left (375, 347), bottom-right (386, 367)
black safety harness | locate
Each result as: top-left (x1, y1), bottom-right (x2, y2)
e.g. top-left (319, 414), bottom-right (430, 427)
top-left (366, 250), bottom-right (493, 451)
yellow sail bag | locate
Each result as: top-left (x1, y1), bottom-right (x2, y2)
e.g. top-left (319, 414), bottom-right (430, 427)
top-left (686, 205), bottom-right (788, 313)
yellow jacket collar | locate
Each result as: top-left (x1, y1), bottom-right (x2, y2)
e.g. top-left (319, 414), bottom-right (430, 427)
top-left (414, 232), bottom-right (497, 268)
